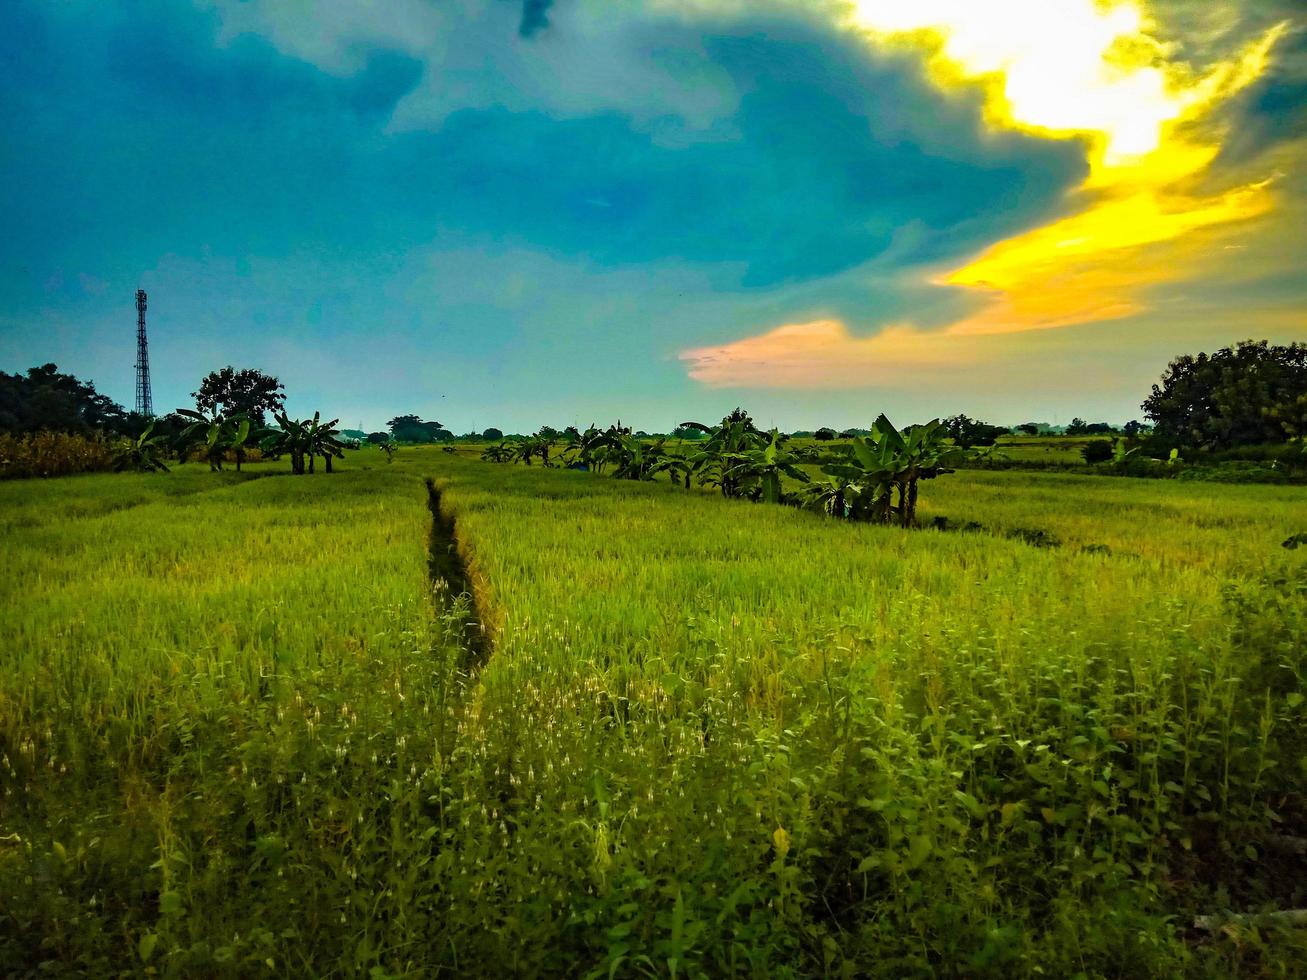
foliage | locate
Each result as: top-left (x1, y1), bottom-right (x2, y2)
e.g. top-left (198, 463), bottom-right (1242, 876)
top-left (1081, 439), bottom-right (1115, 464)
top-left (192, 366), bottom-right (285, 428)
top-left (943, 414), bottom-right (1008, 448)
top-left (0, 363), bottom-right (129, 436)
top-left (481, 442), bottom-right (513, 463)
top-left (680, 408), bottom-right (767, 498)
top-left (481, 427), bottom-right (504, 441)
top-left (1144, 339), bottom-right (1307, 449)
top-left (388, 415), bottom-right (449, 443)
top-left (176, 409), bottom-right (263, 472)
top-left (262, 411), bottom-right (347, 474)
top-left (813, 427), bottom-right (838, 441)
top-left (0, 430), bottom-right (114, 479)
top-left (814, 415), bottom-right (963, 526)
top-left (110, 420), bottom-right (170, 473)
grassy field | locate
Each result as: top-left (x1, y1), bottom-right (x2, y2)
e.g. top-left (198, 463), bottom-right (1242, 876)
top-left (3, 447), bottom-right (1305, 976)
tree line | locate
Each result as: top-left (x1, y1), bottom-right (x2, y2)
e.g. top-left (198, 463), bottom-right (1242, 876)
top-left (3, 340), bottom-right (1304, 479)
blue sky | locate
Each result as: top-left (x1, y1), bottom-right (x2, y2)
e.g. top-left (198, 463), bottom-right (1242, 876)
top-left (2, 0), bottom-right (1303, 432)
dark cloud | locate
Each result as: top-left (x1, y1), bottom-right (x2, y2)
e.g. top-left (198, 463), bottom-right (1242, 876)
top-left (518, 0), bottom-right (553, 38)
top-left (0, 1), bottom-right (1083, 294)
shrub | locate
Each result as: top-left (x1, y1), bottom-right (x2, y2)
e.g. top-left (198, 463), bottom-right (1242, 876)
top-left (1080, 440), bottom-right (1114, 464)
top-left (0, 431), bottom-right (114, 479)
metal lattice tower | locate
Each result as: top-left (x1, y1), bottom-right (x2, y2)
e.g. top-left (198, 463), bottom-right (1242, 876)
top-left (134, 289), bottom-right (153, 417)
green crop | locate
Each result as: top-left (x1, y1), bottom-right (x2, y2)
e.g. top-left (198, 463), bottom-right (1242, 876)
top-left (1, 447), bottom-right (1304, 977)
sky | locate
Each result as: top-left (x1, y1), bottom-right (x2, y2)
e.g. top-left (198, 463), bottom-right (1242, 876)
top-left (1, 0), bottom-right (1304, 432)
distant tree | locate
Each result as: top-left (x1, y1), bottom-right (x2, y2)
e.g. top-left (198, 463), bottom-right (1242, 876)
top-left (388, 415), bottom-right (445, 443)
top-left (1123, 420), bottom-right (1146, 438)
top-left (537, 425), bottom-right (562, 441)
top-left (1065, 418), bottom-right (1089, 435)
top-left (671, 425), bottom-right (705, 441)
top-left (193, 367), bottom-right (285, 427)
top-left (814, 427), bottom-right (838, 441)
top-left (1083, 422), bottom-right (1112, 435)
top-left (839, 429), bottom-right (861, 438)
top-left (563, 425), bottom-right (580, 440)
top-left (943, 414), bottom-right (1008, 448)
top-left (1143, 340), bottom-right (1307, 449)
top-left (367, 431), bottom-right (390, 444)
top-left (1016, 423), bottom-right (1041, 436)
top-left (0, 363), bottom-right (129, 435)
top-left (481, 427), bottom-right (504, 441)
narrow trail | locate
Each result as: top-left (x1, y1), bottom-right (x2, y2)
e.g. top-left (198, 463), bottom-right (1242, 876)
top-left (424, 477), bottom-right (491, 672)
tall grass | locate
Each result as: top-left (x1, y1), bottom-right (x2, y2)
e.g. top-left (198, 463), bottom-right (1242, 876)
top-left (0, 431), bottom-right (114, 479)
top-left (1, 448), bottom-right (1304, 976)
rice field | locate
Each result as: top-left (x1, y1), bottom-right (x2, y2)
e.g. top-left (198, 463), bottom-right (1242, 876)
top-left (2, 447), bottom-right (1305, 977)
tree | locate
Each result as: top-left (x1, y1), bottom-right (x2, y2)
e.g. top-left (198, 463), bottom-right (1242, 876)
top-left (943, 414), bottom-right (1008, 448)
top-left (367, 431), bottom-right (391, 444)
top-left (1065, 418), bottom-right (1089, 435)
top-left (388, 415), bottom-right (445, 443)
top-left (1122, 420), bottom-right (1147, 438)
top-left (1142, 340), bottom-right (1307, 449)
top-left (670, 425), bottom-right (705, 441)
top-left (814, 427), bottom-right (837, 441)
top-left (812, 415), bottom-right (963, 526)
top-left (1081, 440), bottom-right (1114, 464)
top-left (1016, 423), bottom-right (1041, 436)
top-left (193, 367), bottom-right (285, 427)
top-left (482, 427), bottom-right (504, 441)
top-left (0, 364), bottom-right (129, 435)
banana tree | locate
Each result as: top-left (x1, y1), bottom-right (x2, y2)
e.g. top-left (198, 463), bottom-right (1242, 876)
top-left (680, 409), bottom-right (768, 498)
top-left (721, 429), bottom-right (810, 504)
top-left (304, 413), bottom-right (346, 473)
top-left (111, 420), bottom-right (171, 473)
top-left (610, 434), bottom-right (669, 481)
top-left (175, 408), bottom-right (240, 471)
top-left (262, 412), bottom-right (310, 474)
top-left (649, 452), bottom-right (694, 488)
top-left (480, 442), bottom-right (512, 463)
top-left (819, 415), bottom-right (961, 526)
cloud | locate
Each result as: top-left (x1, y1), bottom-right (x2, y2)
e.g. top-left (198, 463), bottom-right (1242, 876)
top-left (680, 319), bottom-right (991, 388)
top-left (680, 0), bottom-right (1304, 389)
top-left (517, 0), bottom-right (553, 38)
top-left (200, 0), bottom-right (741, 133)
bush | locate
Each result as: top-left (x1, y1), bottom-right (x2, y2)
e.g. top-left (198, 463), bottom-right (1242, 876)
top-left (0, 431), bottom-right (114, 479)
top-left (1080, 440), bottom-right (1114, 464)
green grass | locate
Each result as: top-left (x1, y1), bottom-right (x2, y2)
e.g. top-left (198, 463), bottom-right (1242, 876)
top-left (3, 448), bottom-right (1305, 976)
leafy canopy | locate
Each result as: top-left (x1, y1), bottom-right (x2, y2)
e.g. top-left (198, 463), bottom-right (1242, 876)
top-left (193, 367), bottom-right (285, 428)
top-left (1143, 339), bottom-right (1307, 449)
top-left (0, 364), bottom-right (129, 436)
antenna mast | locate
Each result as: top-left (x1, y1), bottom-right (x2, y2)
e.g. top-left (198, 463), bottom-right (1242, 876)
top-left (134, 289), bottom-right (153, 417)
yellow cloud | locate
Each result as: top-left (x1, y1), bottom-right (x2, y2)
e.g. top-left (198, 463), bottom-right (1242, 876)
top-left (840, 0), bottom-right (1288, 335)
top-left (682, 1), bottom-right (1296, 388)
